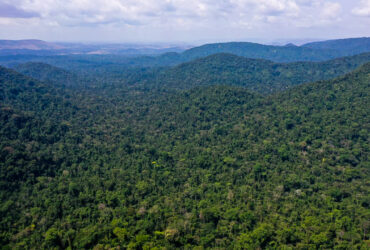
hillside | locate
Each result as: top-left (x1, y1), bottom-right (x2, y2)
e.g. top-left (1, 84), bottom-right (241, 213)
top-left (0, 66), bottom-right (80, 192)
top-left (145, 52), bottom-right (370, 94)
top-left (179, 38), bottom-right (370, 63)
top-left (12, 62), bottom-right (88, 87)
top-left (0, 66), bottom-right (71, 112)
top-left (0, 61), bottom-right (369, 248)
top-left (181, 42), bottom-right (336, 62)
top-left (302, 37), bottom-right (370, 55)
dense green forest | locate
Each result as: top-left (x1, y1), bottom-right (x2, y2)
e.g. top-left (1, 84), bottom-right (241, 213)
top-left (8, 52), bottom-right (370, 95)
top-left (1, 37), bottom-right (370, 249)
top-left (0, 40), bottom-right (369, 250)
top-left (144, 52), bottom-right (370, 93)
top-left (12, 62), bottom-right (88, 87)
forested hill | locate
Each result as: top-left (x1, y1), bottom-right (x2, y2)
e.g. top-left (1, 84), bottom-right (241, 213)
top-left (0, 66), bottom-right (75, 114)
top-left (120, 38), bottom-right (370, 67)
top-left (144, 52), bottom-right (370, 94)
top-left (181, 42), bottom-right (332, 62)
top-left (12, 62), bottom-right (87, 87)
top-left (302, 37), bottom-right (370, 55)
top-left (0, 59), bottom-right (369, 248)
top-left (0, 66), bottom-right (79, 191)
top-left (180, 38), bottom-right (370, 63)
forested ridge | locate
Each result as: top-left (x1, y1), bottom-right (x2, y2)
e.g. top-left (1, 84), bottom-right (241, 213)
top-left (143, 52), bottom-right (370, 93)
top-left (0, 46), bottom-right (369, 249)
top-left (12, 62), bottom-right (88, 87)
top-left (302, 37), bottom-right (370, 55)
top-left (10, 52), bottom-right (370, 95)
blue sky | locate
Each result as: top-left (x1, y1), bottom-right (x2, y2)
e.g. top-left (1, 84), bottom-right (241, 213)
top-left (0, 0), bottom-right (369, 44)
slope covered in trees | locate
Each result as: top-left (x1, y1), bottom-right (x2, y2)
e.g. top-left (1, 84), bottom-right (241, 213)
top-left (181, 42), bottom-right (332, 62)
top-left (181, 38), bottom-right (370, 62)
top-left (0, 57), bottom-right (369, 249)
top-left (0, 66), bottom-right (79, 192)
top-left (144, 52), bottom-right (370, 94)
top-left (0, 66), bottom-right (76, 113)
top-left (302, 37), bottom-right (370, 55)
top-left (12, 62), bottom-right (87, 87)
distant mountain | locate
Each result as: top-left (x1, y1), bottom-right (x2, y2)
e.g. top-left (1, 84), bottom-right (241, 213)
top-left (284, 43), bottom-right (297, 47)
top-left (302, 37), bottom-right (370, 55)
top-left (180, 38), bottom-right (370, 62)
top-left (103, 37), bottom-right (370, 67)
top-left (146, 52), bottom-right (370, 93)
top-left (0, 39), bottom-right (64, 50)
top-left (181, 42), bottom-right (334, 62)
top-left (2, 38), bottom-right (370, 66)
top-left (0, 40), bottom-right (188, 56)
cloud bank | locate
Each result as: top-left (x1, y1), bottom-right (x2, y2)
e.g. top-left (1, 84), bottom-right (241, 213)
top-left (352, 0), bottom-right (370, 17)
top-left (0, 3), bottom-right (39, 18)
top-left (1, 0), bottom-right (343, 27)
top-left (0, 0), bottom-right (368, 42)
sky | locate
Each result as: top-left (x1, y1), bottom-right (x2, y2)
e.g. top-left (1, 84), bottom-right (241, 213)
top-left (0, 0), bottom-right (369, 44)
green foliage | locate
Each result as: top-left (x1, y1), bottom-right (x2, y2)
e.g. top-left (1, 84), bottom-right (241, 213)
top-left (146, 52), bottom-right (370, 94)
top-left (236, 223), bottom-right (274, 249)
top-left (0, 60), bottom-right (369, 249)
top-left (13, 62), bottom-right (87, 87)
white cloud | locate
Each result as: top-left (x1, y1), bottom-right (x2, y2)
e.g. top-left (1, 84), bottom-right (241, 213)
top-left (352, 0), bottom-right (370, 17)
top-left (6, 0), bottom-right (369, 43)
top-left (321, 2), bottom-right (341, 19)
top-left (0, 0), bottom-right (343, 28)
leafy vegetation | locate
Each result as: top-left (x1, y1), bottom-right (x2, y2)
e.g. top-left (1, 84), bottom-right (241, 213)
top-left (145, 52), bottom-right (370, 93)
top-left (0, 48), bottom-right (369, 250)
top-left (12, 62), bottom-right (88, 87)
top-left (10, 52), bottom-right (370, 96)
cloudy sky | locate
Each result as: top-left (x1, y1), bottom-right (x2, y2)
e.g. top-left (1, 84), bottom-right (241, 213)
top-left (0, 0), bottom-right (369, 44)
